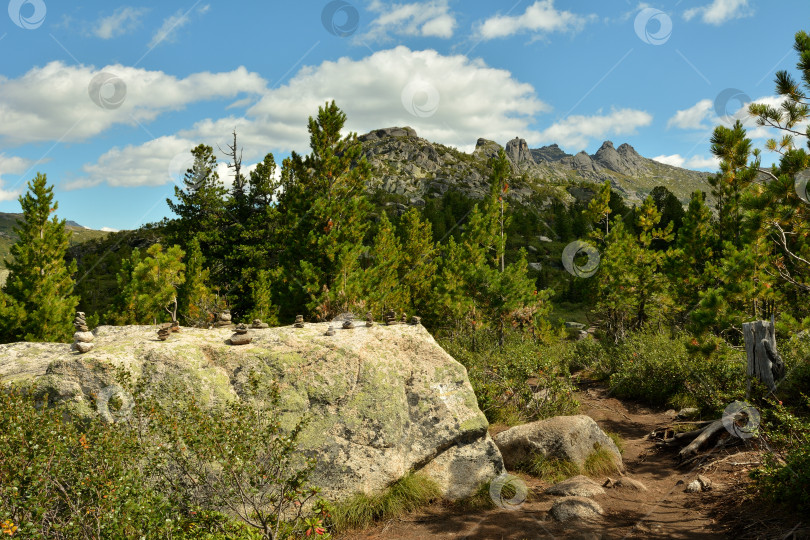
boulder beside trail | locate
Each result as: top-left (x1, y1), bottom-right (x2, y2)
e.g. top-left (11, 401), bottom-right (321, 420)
top-left (550, 496), bottom-right (604, 522)
top-left (545, 475), bottom-right (606, 497)
top-left (0, 323), bottom-right (504, 503)
top-left (493, 415), bottom-right (622, 470)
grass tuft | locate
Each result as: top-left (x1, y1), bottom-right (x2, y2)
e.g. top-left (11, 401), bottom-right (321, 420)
top-left (607, 431), bottom-right (625, 454)
top-left (584, 444), bottom-right (622, 477)
top-left (330, 472), bottom-right (440, 533)
top-left (518, 454), bottom-right (581, 483)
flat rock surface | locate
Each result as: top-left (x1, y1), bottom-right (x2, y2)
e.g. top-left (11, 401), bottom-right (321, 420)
top-left (545, 475), bottom-right (606, 497)
top-left (551, 496), bottom-right (604, 522)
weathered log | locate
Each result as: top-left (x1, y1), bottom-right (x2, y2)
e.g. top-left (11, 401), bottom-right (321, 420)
top-left (742, 318), bottom-right (785, 393)
top-left (678, 419), bottom-right (725, 459)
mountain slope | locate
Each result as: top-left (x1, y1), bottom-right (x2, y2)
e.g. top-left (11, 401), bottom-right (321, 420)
top-left (356, 127), bottom-right (712, 207)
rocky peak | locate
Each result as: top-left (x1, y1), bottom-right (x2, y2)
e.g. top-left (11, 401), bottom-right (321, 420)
top-left (505, 137), bottom-right (535, 167)
top-left (473, 138), bottom-right (502, 161)
top-left (358, 126), bottom-right (418, 142)
top-left (592, 140), bottom-right (623, 173)
top-left (531, 144), bottom-right (570, 163)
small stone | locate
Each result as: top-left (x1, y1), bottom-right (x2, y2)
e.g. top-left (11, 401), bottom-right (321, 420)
top-left (214, 310), bottom-right (233, 327)
top-left (384, 309), bottom-right (397, 325)
top-left (613, 477), bottom-right (648, 491)
top-left (696, 475), bottom-right (712, 491)
top-left (325, 326), bottom-right (335, 336)
top-left (73, 331), bottom-right (94, 343)
top-left (234, 323), bottom-right (249, 335)
top-left (550, 496), bottom-right (604, 522)
top-left (74, 325), bottom-right (90, 332)
top-left (409, 315), bottom-right (421, 325)
top-left (230, 333), bottom-right (252, 345)
top-left (545, 475), bottom-right (605, 498)
top-left (365, 311), bottom-right (374, 327)
top-left (157, 327), bottom-right (171, 341)
top-left (170, 321), bottom-right (180, 332)
top-left (677, 407), bottom-right (700, 419)
top-left (400, 313), bottom-right (408, 324)
top-left (293, 314), bottom-right (305, 328)
top-left (342, 319), bottom-right (355, 329)
top-left (685, 480), bottom-right (701, 493)
top-left (72, 342), bottom-right (94, 353)
top-left (251, 319), bottom-right (269, 329)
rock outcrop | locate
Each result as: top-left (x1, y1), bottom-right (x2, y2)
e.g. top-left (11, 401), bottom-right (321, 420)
top-left (0, 323), bottom-right (504, 503)
top-left (493, 415), bottom-right (622, 470)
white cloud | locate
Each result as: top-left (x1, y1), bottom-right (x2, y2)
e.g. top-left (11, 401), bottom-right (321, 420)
top-left (0, 62), bottom-right (266, 145)
top-left (149, 4), bottom-right (209, 48)
top-left (667, 99), bottom-right (713, 130)
top-left (72, 47), bottom-right (550, 189)
top-left (535, 108), bottom-right (653, 150)
top-left (93, 6), bottom-right (147, 39)
top-left (652, 153), bottom-right (719, 170)
top-left (477, 0), bottom-right (592, 40)
top-left (684, 0), bottom-right (751, 25)
top-left (100, 226), bottom-right (120, 232)
top-left (359, 1), bottom-right (456, 41)
top-left (0, 154), bottom-right (38, 202)
top-left (187, 46), bottom-right (549, 155)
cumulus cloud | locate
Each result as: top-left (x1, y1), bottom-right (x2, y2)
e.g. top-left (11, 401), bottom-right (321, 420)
top-left (0, 62), bottom-right (266, 145)
top-left (0, 154), bottom-right (38, 201)
top-left (534, 108), bottom-right (653, 150)
top-left (72, 47), bottom-right (550, 189)
top-left (477, 0), bottom-right (593, 40)
top-left (667, 94), bottom-right (789, 132)
top-left (149, 4), bottom-right (209, 48)
top-left (93, 6), bottom-right (147, 39)
top-left (652, 153), bottom-right (719, 170)
top-left (684, 0), bottom-right (751, 25)
top-left (359, 0), bottom-right (457, 41)
top-left (667, 99), bottom-right (714, 130)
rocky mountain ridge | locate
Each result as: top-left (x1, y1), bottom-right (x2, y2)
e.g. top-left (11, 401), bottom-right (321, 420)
top-left (356, 127), bottom-right (712, 207)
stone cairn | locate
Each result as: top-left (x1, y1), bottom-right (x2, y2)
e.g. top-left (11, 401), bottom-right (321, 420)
top-left (409, 315), bottom-right (421, 325)
top-left (325, 325), bottom-right (336, 336)
top-left (342, 314), bottom-right (355, 330)
top-left (384, 308), bottom-right (398, 325)
top-left (293, 315), bottom-right (305, 328)
top-left (214, 310), bottom-right (233, 328)
top-left (157, 322), bottom-right (172, 341)
top-left (400, 313), bottom-right (408, 324)
top-left (230, 323), bottom-right (252, 345)
top-left (365, 311), bottom-right (374, 327)
top-left (72, 311), bottom-right (94, 353)
top-left (251, 319), bottom-right (269, 329)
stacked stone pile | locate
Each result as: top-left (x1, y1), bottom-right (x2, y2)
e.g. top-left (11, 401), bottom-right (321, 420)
top-left (230, 323), bottom-right (252, 345)
top-left (72, 312), bottom-right (94, 353)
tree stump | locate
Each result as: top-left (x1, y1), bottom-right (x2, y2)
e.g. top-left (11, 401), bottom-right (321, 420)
top-left (742, 319), bottom-right (785, 393)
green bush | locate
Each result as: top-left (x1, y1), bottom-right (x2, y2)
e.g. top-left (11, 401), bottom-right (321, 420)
top-left (440, 329), bottom-right (579, 425)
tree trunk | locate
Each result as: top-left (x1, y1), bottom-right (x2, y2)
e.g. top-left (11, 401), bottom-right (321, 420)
top-left (742, 319), bottom-right (784, 393)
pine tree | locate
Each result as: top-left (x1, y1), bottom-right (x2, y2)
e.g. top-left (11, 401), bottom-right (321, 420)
top-left (363, 211), bottom-right (407, 316)
top-left (276, 101), bottom-right (372, 320)
top-left (178, 237), bottom-right (219, 327)
top-left (585, 180), bottom-right (612, 242)
top-left (0, 173), bottom-right (78, 342)
top-left (246, 269), bottom-right (279, 326)
top-left (398, 208), bottom-right (438, 317)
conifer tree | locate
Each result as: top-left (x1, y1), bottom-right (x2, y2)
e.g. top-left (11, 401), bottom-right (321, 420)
top-left (178, 237), bottom-right (219, 327)
top-left (0, 173), bottom-right (78, 342)
top-left (246, 269), bottom-right (279, 326)
top-left (364, 211), bottom-right (407, 316)
top-left (276, 101), bottom-right (372, 320)
top-left (398, 208), bottom-right (438, 317)
top-left (585, 180), bottom-right (612, 242)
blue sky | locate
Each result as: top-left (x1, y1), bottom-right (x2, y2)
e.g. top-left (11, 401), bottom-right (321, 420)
top-left (0, 0), bottom-right (807, 230)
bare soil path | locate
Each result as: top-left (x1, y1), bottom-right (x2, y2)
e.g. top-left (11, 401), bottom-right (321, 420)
top-left (339, 382), bottom-right (807, 539)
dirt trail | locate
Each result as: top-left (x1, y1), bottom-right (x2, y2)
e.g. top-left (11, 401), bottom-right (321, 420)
top-left (340, 384), bottom-right (802, 539)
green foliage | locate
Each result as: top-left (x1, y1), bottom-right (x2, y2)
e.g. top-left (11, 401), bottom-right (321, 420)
top-left (0, 173), bottom-right (78, 343)
top-left (108, 243), bottom-right (186, 324)
top-left (583, 444), bottom-right (622, 477)
top-left (178, 237), bottom-right (221, 327)
top-left (329, 473), bottom-right (440, 533)
top-left (440, 330), bottom-right (579, 425)
top-left (518, 454), bottom-right (580, 483)
top-left (363, 211), bottom-right (407, 316)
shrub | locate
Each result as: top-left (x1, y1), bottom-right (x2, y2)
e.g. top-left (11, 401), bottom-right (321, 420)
top-left (440, 329), bottom-right (579, 425)
top-left (517, 454), bottom-right (580, 483)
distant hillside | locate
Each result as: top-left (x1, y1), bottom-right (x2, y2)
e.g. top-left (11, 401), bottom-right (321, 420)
top-left (0, 212), bottom-right (110, 271)
top-left (355, 127), bottom-right (713, 207)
